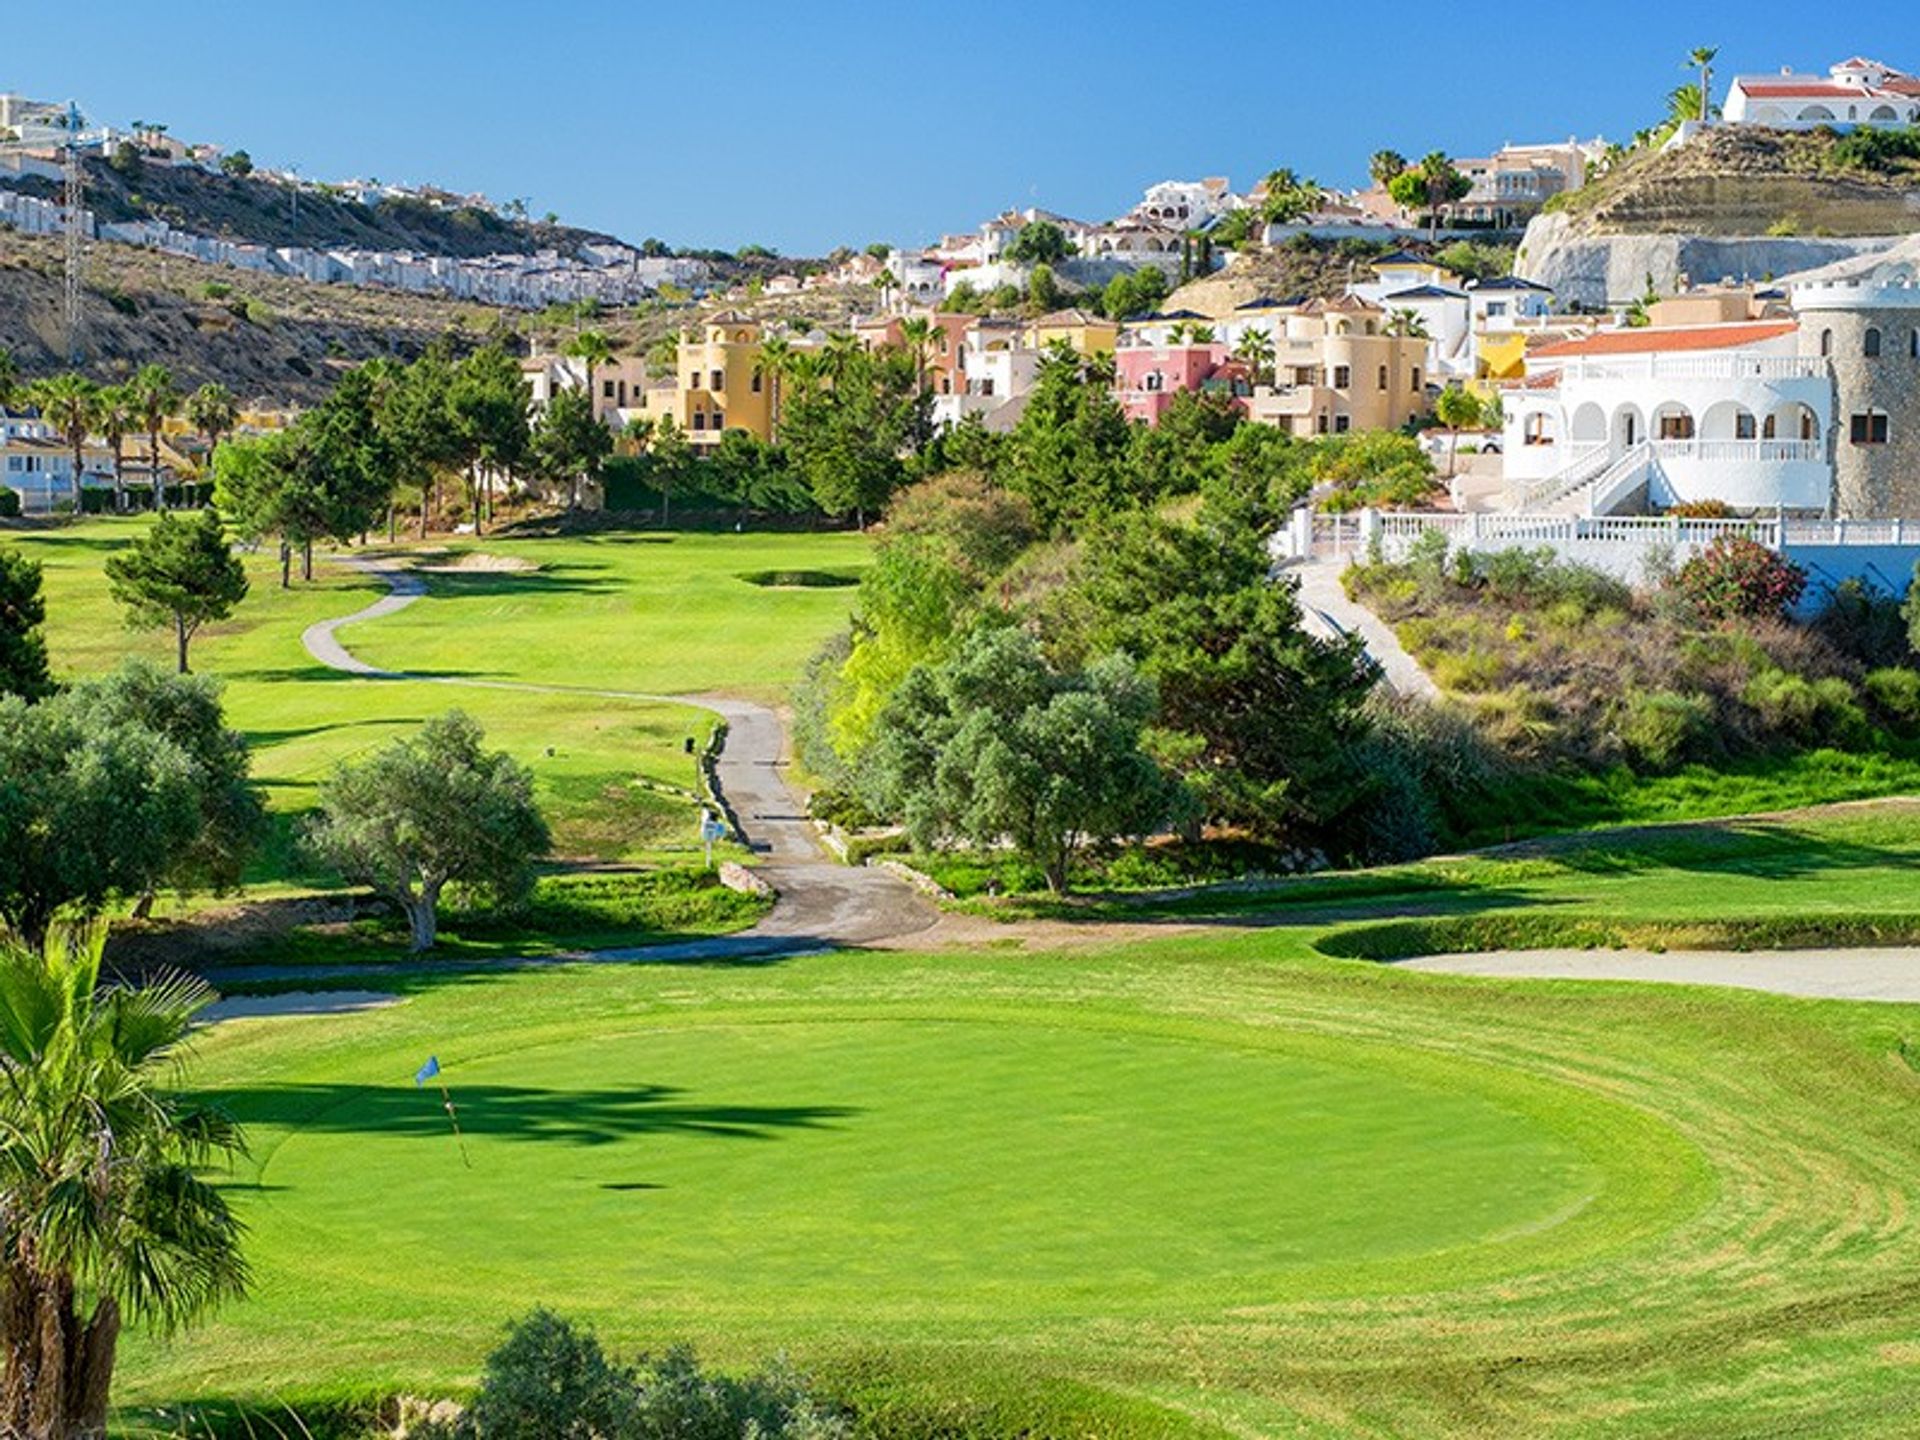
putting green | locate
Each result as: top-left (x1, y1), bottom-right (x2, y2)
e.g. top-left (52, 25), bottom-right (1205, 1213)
top-left (255, 1014), bottom-right (1639, 1317)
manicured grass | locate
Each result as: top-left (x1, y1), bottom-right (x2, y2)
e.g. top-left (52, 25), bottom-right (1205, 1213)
top-left (114, 906), bottom-right (1920, 1437)
top-left (5, 519), bottom-right (869, 879)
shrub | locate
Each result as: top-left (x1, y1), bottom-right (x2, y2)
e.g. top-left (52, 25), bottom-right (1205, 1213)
top-left (1742, 669), bottom-right (1868, 748)
top-left (1667, 498), bottom-right (1733, 518)
top-left (1866, 666), bottom-right (1920, 731)
top-left (1673, 536), bottom-right (1806, 621)
top-left (0, 489), bottom-right (17, 519)
top-left (417, 1309), bottom-right (849, 1439)
top-left (1813, 577), bottom-right (1910, 668)
top-left (1619, 689), bottom-right (1713, 770)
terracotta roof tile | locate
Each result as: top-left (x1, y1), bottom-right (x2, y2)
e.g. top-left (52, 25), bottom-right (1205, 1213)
top-left (1531, 321), bottom-right (1799, 357)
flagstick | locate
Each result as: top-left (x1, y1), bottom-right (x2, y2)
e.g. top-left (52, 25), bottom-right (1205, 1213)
top-left (438, 1080), bottom-right (472, 1168)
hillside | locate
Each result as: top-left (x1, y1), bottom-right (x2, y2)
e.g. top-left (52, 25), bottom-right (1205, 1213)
top-left (1543, 126), bottom-right (1920, 238)
top-left (0, 228), bottom-right (516, 401)
top-left (7, 154), bottom-right (624, 260)
top-left (1166, 236), bottom-right (1515, 316)
top-left (0, 228), bottom-right (879, 402)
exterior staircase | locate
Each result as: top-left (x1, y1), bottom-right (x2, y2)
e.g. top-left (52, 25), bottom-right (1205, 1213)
top-left (1544, 442), bottom-right (1653, 517)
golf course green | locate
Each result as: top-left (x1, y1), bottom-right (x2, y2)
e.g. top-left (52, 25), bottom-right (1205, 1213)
top-left (15, 517), bottom-right (1920, 1435)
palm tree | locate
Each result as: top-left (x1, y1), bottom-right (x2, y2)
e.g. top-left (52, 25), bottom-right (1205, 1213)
top-left (564, 329), bottom-right (614, 414)
top-left (822, 330), bottom-right (860, 378)
top-left (0, 928), bottom-right (249, 1439)
top-left (94, 384), bottom-right (135, 513)
top-left (1384, 308), bottom-right (1430, 340)
top-left (27, 373), bottom-right (98, 512)
top-left (897, 315), bottom-right (936, 393)
top-left (0, 347), bottom-right (16, 412)
top-left (1233, 329), bottom-right (1276, 389)
top-left (1687, 46), bottom-right (1719, 124)
top-left (129, 364), bottom-right (179, 512)
top-left (1369, 150), bottom-right (1408, 189)
top-left (183, 382), bottom-right (238, 508)
top-left (756, 335), bottom-right (793, 439)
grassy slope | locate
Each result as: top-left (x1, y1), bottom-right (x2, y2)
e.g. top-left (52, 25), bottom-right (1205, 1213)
top-left (116, 865), bottom-right (1920, 1437)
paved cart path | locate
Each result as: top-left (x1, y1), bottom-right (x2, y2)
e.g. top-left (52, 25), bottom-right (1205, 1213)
top-left (248, 556), bottom-right (935, 985)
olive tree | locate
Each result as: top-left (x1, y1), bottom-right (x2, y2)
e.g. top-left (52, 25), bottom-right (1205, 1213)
top-left (861, 626), bottom-right (1180, 893)
top-left (303, 712), bottom-right (551, 951)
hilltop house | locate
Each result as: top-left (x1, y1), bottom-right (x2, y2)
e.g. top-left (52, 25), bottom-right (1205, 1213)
top-left (1499, 321), bottom-right (1831, 514)
top-left (1725, 57), bottom-right (1920, 130)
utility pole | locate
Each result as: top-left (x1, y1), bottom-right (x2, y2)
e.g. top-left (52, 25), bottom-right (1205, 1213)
top-left (62, 101), bottom-right (86, 364)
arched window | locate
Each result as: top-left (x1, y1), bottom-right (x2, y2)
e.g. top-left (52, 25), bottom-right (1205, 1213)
top-left (1865, 327), bottom-right (1883, 358)
top-left (1820, 329), bottom-right (1834, 357)
top-left (1523, 412), bottom-right (1553, 446)
top-left (1735, 410), bottom-right (1757, 439)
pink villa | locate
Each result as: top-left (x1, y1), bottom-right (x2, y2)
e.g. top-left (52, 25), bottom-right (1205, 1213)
top-left (1114, 342), bottom-right (1250, 424)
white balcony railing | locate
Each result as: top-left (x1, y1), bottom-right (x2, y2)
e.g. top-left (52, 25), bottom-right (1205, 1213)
top-left (1557, 354), bottom-right (1827, 383)
top-left (1650, 438), bottom-right (1823, 464)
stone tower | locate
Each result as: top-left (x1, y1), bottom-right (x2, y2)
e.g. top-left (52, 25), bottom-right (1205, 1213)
top-left (1793, 255), bottom-right (1920, 518)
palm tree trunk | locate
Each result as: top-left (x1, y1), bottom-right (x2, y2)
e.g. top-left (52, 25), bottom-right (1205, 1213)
top-left (68, 1297), bottom-right (119, 1440)
top-left (70, 437), bottom-right (83, 513)
top-left (150, 430), bottom-right (165, 512)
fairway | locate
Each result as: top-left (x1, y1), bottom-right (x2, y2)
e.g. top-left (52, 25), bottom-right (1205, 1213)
top-left (8, 520), bottom-right (870, 872)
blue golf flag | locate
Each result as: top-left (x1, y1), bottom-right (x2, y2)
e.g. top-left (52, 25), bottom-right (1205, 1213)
top-left (415, 1056), bottom-right (441, 1087)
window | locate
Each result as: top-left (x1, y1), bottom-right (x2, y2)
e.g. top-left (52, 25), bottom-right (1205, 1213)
top-left (1866, 327), bottom-right (1883, 358)
top-left (1911, 329), bottom-right (1919, 359)
top-left (1763, 414), bottom-right (1777, 439)
top-left (688, 373), bottom-right (700, 390)
top-left (602, 380), bottom-right (615, 398)
top-left (1378, 365), bottom-right (1389, 391)
top-left (1523, 413), bottom-right (1553, 446)
top-left (750, 369), bottom-right (763, 394)
top-left (710, 369), bottom-right (724, 391)
top-left (1410, 367), bottom-right (1422, 393)
top-left (1820, 329), bottom-right (1834, 357)
top-left (1735, 411), bottom-right (1757, 439)
top-left (1332, 365), bottom-right (1351, 389)
top-left (1316, 413), bottom-right (1329, 435)
top-left (692, 412), bottom-right (706, 431)
top-left (1851, 410), bottom-right (1890, 445)
top-left (1334, 415), bottom-right (1352, 433)
top-left (1658, 412), bottom-right (1694, 440)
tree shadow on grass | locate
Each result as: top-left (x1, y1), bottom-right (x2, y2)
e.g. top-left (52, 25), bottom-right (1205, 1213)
top-left (198, 1080), bottom-right (859, 1147)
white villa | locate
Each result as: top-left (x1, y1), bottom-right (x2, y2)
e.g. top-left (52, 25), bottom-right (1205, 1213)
top-left (1725, 57), bottom-right (1920, 130)
top-left (1500, 321), bottom-right (1831, 515)
top-left (1134, 178), bottom-right (1235, 227)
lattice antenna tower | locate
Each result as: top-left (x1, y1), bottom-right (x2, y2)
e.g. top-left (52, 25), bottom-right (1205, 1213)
top-left (62, 101), bottom-right (86, 364)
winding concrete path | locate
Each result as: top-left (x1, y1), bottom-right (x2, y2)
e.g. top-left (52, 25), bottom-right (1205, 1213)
top-left (273, 555), bottom-right (934, 980)
top-left (1292, 560), bottom-right (1439, 699)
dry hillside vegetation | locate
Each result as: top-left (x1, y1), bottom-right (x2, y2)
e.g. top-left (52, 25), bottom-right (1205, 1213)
top-left (1547, 126), bottom-right (1920, 236)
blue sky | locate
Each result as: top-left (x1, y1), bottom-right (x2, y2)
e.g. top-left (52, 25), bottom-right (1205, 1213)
top-left (10, 2), bottom-right (1920, 254)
